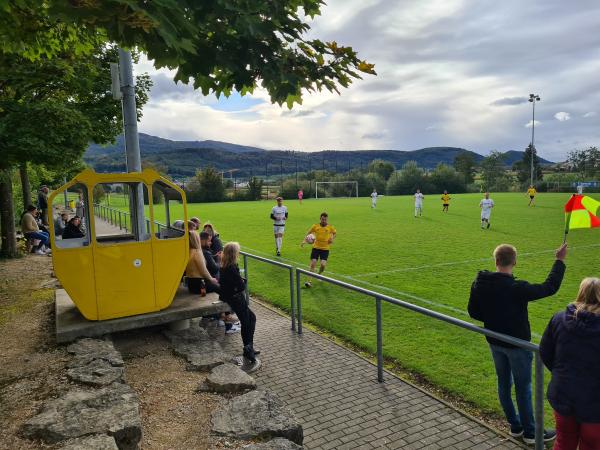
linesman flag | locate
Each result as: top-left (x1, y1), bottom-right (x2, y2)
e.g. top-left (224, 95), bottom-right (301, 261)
top-left (564, 195), bottom-right (600, 233)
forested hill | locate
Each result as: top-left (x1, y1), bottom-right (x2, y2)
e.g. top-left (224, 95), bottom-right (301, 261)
top-left (85, 133), bottom-right (553, 178)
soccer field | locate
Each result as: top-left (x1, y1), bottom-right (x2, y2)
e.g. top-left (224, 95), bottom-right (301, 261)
top-left (105, 192), bottom-right (600, 423)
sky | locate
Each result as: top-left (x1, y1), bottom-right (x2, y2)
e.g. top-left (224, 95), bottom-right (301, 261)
top-left (134, 0), bottom-right (600, 162)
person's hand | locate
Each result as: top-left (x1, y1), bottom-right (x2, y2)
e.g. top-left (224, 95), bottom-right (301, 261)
top-left (328, 238), bottom-right (333, 244)
top-left (555, 243), bottom-right (568, 261)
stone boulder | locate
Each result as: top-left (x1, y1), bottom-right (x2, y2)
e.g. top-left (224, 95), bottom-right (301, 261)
top-left (242, 438), bottom-right (303, 449)
top-left (59, 434), bottom-right (118, 450)
top-left (67, 338), bottom-right (124, 368)
top-left (212, 390), bottom-right (303, 445)
top-left (22, 383), bottom-right (141, 449)
top-left (67, 358), bottom-right (124, 387)
top-left (199, 363), bottom-right (256, 393)
top-left (163, 326), bottom-right (211, 345)
top-left (164, 327), bottom-right (230, 371)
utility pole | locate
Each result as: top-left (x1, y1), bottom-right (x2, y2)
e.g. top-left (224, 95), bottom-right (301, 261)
top-left (280, 160), bottom-right (283, 192)
top-left (528, 93), bottom-right (541, 187)
top-left (118, 48), bottom-right (145, 237)
top-left (295, 157), bottom-right (299, 188)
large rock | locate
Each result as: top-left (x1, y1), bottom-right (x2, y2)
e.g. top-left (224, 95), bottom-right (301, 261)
top-left (67, 358), bottom-right (124, 386)
top-left (164, 326), bottom-right (230, 371)
top-left (242, 438), bottom-right (303, 449)
top-left (163, 326), bottom-right (211, 345)
top-left (212, 391), bottom-right (303, 445)
top-left (67, 338), bottom-right (124, 368)
top-left (186, 348), bottom-right (230, 371)
top-left (59, 434), bottom-right (118, 450)
top-left (22, 383), bottom-right (141, 449)
top-left (199, 363), bottom-right (256, 393)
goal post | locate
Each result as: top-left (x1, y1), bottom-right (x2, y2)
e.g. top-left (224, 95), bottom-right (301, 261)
top-left (315, 181), bottom-right (359, 199)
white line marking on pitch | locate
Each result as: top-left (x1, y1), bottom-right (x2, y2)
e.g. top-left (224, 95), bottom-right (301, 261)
top-left (352, 243), bottom-right (600, 279)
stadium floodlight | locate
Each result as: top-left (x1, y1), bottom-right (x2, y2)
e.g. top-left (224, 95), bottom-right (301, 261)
top-left (527, 93), bottom-right (541, 187)
top-left (315, 181), bottom-right (359, 199)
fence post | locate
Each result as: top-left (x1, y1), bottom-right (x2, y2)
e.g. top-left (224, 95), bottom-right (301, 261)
top-left (289, 267), bottom-right (296, 332)
top-left (118, 211), bottom-right (122, 230)
top-left (243, 253), bottom-right (249, 299)
top-left (376, 297), bottom-right (384, 382)
top-left (534, 351), bottom-right (544, 450)
top-left (296, 269), bottom-right (303, 334)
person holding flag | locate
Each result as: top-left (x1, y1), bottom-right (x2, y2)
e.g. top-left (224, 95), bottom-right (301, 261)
top-left (563, 194), bottom-right (600, 242)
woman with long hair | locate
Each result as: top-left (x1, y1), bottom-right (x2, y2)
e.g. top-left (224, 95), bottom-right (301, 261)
top-left (186, 222), bottom-right (218, 294)
top-left (540, 277), bottom-right (600, 450)
top-left (219, 242), bottom-right (260, 371)
top-left (203, 223), bottom-right (223, 262)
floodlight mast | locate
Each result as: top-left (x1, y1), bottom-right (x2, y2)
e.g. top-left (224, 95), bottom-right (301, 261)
top-left (528, 93), bottom-right (541, 187)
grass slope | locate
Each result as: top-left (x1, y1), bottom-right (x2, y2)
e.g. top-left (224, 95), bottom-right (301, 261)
top-left (99, 192), bottom-right (599, 424)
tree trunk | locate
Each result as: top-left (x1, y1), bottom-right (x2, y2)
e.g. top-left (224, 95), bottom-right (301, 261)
top-left (0, 168), bottom-right (19, 258)
top-left (19, 162), bottom-right (32, 207)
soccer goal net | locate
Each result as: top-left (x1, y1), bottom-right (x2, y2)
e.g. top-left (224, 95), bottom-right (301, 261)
top-left (315, 181), bottom-right (359, 199)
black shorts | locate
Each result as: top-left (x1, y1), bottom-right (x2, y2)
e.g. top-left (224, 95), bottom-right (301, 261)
top-left (310, 248), bottom-right (330, 261)
top-left (530, 196), bottom-right (534, 199)
top-left (443, 203), bottom-right (449, 206)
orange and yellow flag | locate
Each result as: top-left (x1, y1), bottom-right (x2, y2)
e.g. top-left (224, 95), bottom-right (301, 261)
top-left (564, 194), bottom-right (600, 230)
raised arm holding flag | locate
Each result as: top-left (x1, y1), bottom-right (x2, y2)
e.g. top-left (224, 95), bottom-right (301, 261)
top-left (563, 194), bottom-right (600, 243)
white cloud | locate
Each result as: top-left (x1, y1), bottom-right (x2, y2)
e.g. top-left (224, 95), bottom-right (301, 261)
top-left (525, 120), bottom-right (541, 128)
top-left (554, 112), bottom-right (571, 122)
top-left (583, 111), bottom-right (597, 118)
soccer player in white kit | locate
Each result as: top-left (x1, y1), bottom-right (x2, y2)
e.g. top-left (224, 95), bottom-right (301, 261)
top-left (480, 192), bottom-right (494, 229)
top-left (371, 189), bottom-right (378, 208)
top-left (414, 189), bottom-right (424, 217)
top-left (270, 197), bottom-right (288, 256)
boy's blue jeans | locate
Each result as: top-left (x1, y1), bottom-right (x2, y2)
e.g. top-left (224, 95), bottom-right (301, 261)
top-left (489, 344), bottom-right (535, 437)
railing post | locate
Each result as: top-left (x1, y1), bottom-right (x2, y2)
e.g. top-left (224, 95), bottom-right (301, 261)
top-left (534, 351), bottom-right (544, 450)
top-left (118, 211), bottom-right (122, 230)
top-left (289, 267), bottom-right (296, 332)
top-left (243, 253), bottom-right (249, 299)
top-left (376, 297), bottom-right (384, 382)
top-left (296, 269), bottom-right (303, 334)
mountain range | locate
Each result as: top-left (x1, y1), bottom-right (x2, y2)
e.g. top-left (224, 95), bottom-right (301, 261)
top-left (85, 133), bottom-right (553, 178)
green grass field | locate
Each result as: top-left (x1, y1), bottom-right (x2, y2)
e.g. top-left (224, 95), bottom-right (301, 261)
top-left (99, 192), bottom-right (599, 424)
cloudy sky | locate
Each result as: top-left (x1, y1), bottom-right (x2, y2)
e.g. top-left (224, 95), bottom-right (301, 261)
top-left (134, 0), bottom-right (600, 162)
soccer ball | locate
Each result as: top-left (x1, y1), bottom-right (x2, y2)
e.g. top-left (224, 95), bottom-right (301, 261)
top-left (305, 233), bottom-right (316, 244)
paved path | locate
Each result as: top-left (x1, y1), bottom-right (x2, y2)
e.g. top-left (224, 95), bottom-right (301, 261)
top-left (216, 301), bottom-right (523, 450)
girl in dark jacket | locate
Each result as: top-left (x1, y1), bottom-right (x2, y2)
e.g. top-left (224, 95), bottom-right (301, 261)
top-left (540, 277), bottom-right (600, 450)
top-left (62, 216), bottom-right (85, 239)
top-left (219, 242), bottom-right (260, 372)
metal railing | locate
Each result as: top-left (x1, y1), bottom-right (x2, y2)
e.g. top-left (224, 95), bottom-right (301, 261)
top-left (294, 268), bottom-right (545, 450)
top-left (93, 203), bottom-right (164, 235)
top-left (240, 251), bottom-right (297, 332)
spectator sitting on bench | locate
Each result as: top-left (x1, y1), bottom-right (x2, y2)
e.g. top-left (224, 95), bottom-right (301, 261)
top-left (62, 216), bottom-right (85, 239)
top-left (186, 223), bottom-right (219, 295)
top-left (21, 205), bottom-right (51, 255)
top-left (203, 223), bottom-right (223, 263)
top-left (54, 212), bottom-right (68, 237)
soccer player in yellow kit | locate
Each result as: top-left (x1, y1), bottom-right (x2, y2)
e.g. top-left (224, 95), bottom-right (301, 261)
top-left (301, 212), bottom-right (336, 287)
top-left (441, 190), bottom-right (451, 212)
top-left (527, 186), bottom-right (537, 207)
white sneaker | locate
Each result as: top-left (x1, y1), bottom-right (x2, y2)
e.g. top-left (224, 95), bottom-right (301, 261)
top-left (217, 320), bottom-right (225, 327)
top-left (44, 248), bottom-right (52, 254)
top-left (35, 249), bottom-right (45, 255)
top-left (225, 325), bottom-right (241, 334)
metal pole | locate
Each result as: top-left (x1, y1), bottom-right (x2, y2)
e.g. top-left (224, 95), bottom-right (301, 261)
top-left (118, 48), bottom-right (146, 239)
top-left (531, 100), bottom-right (535, 187)
top-left (63, 177), bottom-right (68, 208)
top-left (289, 268), bottom-right (296, 332)
top-left (376, 297), bottom-right (384, 382)
top-left (296, 269), bottom-right (303, 334)
top-left (534, 351), bottom-right (544, 450)
top-left (243, 254), bottom-right (249, 299)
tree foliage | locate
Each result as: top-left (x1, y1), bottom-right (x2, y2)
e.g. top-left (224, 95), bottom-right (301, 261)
top-left (567, 146), bottom-right (600, 179)
top-left (480, 151), bottom-right (510, 191)
top-left (192, 166), bottom-right (225, 203)
top-left (429, 163), bottom-right (467, 193)
top-left (2, 0), bottom-right (375, 107)
top-left (367, 159), bottom-right (395, 181)
top-left (513, 144), bottom-right (543, 186)
top-left (246, 177), bottom-right (264, 201)
top-left (453, 151), bottom-right (476, 185)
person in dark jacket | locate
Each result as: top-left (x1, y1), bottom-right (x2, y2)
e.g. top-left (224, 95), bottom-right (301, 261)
top-left (37, 186), bottom-right (49, 225)
top-left (62, 216), bottom-right (85, 239)
top-left (540, 277), bottom-right (600, 450)
top-left (219, 241), bottom-right (260, 372)
top-left (468, 243), bottom-right (567, 445)
top-left (203, 223), bottom-right (223, 263)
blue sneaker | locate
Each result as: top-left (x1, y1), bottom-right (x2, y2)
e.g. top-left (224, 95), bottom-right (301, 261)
top-left (523, 429), bottom-right (556, 445)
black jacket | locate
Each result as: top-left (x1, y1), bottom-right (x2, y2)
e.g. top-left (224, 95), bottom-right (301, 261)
top-left (202, 248), bottom-right (219, 278)
top-left (62, 223), bottom-right (85, 239)
top-left (540, 304), bottom-right (600, 422)
top-left (218, 264), bottom-right (246, 301)
top-left (468, 260), bottom-right (566, 347)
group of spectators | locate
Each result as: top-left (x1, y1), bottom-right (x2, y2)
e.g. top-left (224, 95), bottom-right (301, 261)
top-left (181, 217), bottom-right (260, 371)
top-left (469, 243), bottom-right (600, 449)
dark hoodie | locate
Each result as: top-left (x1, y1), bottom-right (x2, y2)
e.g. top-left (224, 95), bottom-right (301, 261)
top-left (468, 260), bottom-right (566, 347)
top-left (540, 304), bottom-right (600, 422)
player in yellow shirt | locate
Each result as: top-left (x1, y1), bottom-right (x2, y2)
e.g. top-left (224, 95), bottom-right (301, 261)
top-left (301, 212), bottom-right (336, 287)
top-left (526, 185), bottom-right (537, 207)
top-left (441, 190), bottom-right (451, 212)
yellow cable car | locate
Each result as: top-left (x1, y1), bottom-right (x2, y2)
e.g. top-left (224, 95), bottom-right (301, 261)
top-left (48, 168), bottom-right (189, 320)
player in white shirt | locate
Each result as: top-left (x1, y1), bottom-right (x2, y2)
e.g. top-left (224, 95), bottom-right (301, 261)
top-left (371, 189), bottom-right (378, 208)
top-left (270, 197), bottom-right (288, 256)
top-left (479, 192), bottom-right (494, 229)
top-left (414, 189), bottom-right (424, 217)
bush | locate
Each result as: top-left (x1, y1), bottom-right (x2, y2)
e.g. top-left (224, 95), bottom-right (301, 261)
top-left (429, 163), bottom-right (467, 193)
top-left (386, 161), bottom-right (433, 195)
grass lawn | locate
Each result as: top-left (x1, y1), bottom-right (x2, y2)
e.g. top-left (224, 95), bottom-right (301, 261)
top-left (98, 192), bottom-right (600, 425)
